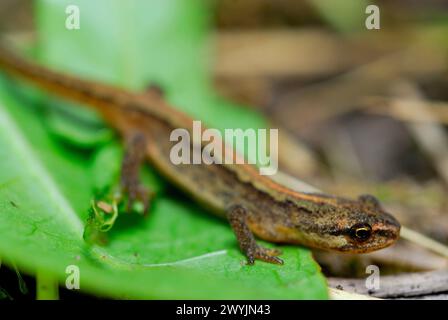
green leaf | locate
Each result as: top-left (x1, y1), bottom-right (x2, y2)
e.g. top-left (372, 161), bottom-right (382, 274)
top-left (45, 100), bottom-right (113, 149)
top-left (0, 0), bottom-right (328, 299)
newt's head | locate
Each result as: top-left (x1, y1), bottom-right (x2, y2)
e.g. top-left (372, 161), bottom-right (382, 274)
top-left (331, 194), bottom-right (401, 253)
top-left (283, 194), bottom-right (401, 253)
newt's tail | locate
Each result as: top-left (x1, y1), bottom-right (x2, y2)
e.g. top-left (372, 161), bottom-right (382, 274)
top-left (0, 43), bottom-right (134, 112)
top-left (0, 43), bottom-right (191, 129)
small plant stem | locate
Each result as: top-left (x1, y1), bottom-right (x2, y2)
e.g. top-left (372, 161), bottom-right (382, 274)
top-left (36, 270), bottom-right (59, 300)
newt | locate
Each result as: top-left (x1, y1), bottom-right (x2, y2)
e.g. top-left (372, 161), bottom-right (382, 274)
top-left (0, 45), bottom-right (400, 265)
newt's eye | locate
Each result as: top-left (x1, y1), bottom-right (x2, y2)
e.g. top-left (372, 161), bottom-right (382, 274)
top-left (350, 223), bottom-right (372, 241)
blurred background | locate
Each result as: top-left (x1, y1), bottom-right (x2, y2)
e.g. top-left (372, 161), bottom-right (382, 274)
top-left (1, 0), bottom-right (448, 298)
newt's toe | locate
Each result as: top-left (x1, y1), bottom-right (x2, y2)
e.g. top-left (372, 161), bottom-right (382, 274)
top-left (124, 183), bottom-right (153, 215)
top-left (246, 245), bottom-right (284, 265)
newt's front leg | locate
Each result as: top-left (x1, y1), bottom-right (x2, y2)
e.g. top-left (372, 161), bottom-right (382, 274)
top-left (84, 132), bottom-right (153, 243)
top-left (226, 205), bottom-right (283, 265)
top-left (120, 132), bottom-right (153, 215)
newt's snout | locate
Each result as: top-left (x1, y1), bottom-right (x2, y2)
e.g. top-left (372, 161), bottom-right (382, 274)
top-left (371, 211), bottom-right (401, 248)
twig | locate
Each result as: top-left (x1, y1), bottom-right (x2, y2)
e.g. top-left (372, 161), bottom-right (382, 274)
top-left (328, 287), bottom-right (380, 300)
top-left (328, 269), bottom-right (448, 298)
top-left (389, 81), bottom-right (448, 185)
top-left (400, 226), bottom-right (448, 259)
top-left (363, 96), bottom-right (448, 125)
